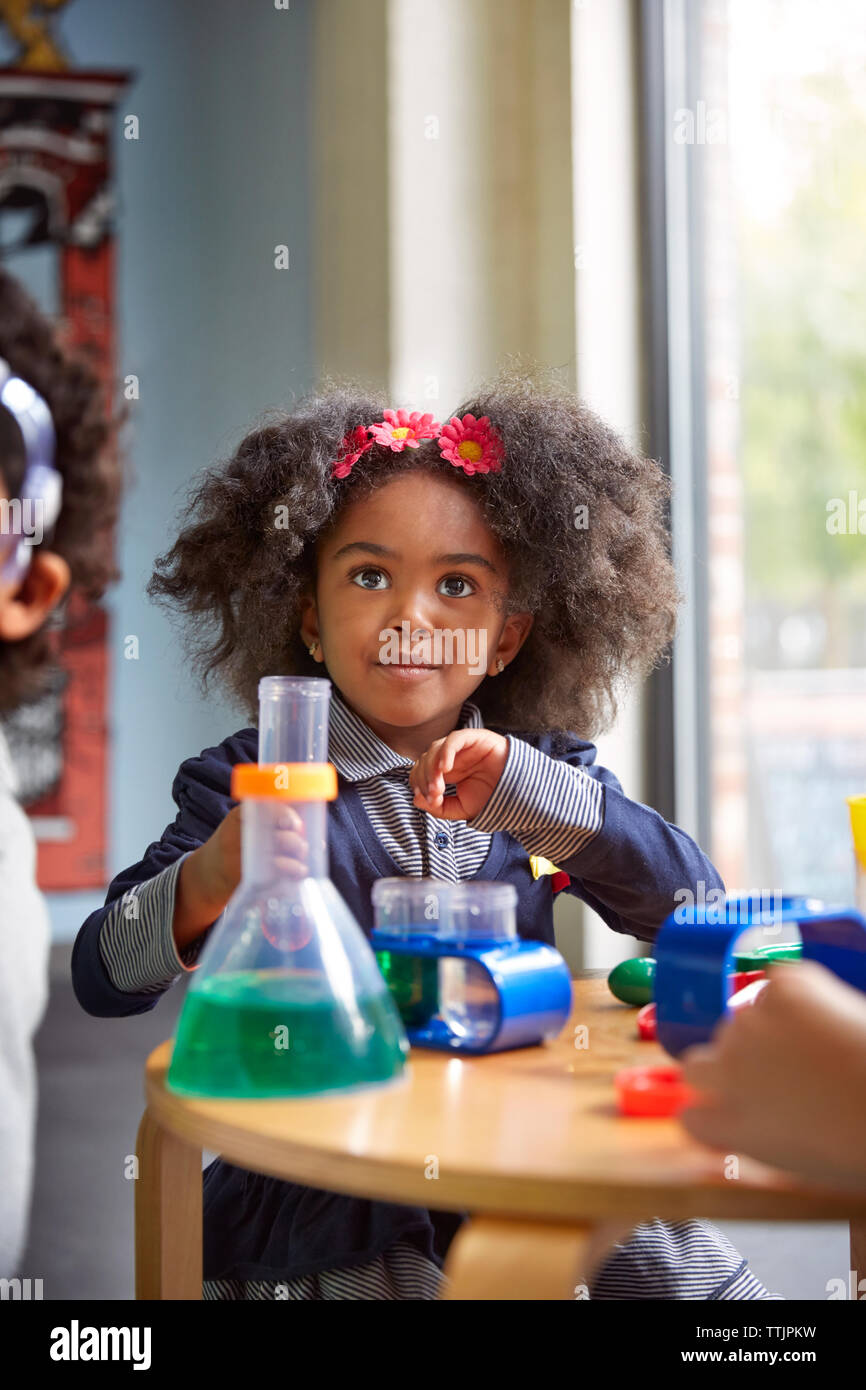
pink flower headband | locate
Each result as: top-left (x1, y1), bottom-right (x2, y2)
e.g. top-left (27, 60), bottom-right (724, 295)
top-left (330, 409), bottom-right (504, 479)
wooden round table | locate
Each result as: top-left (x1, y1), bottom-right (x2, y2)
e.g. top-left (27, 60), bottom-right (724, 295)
top-left (135, 971), bottom-right (866, 1299)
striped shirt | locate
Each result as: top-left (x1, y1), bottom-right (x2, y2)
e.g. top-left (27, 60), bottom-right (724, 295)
top-left (97, 689), bottom-right (605, 995)
top-left (94, 688), bottom-right (780, 1301)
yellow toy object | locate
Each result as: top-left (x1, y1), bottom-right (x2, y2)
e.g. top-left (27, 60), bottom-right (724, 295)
top-left (529, 855), bottom-right (571, 894)
top-left (847, 795), bottom-right (866, 915)
top-left (529, 855), bottom-right (559, 879)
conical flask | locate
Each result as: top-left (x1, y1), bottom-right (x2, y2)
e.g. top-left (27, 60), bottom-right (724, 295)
top-left (166, 677), bottom-right (409, 1098)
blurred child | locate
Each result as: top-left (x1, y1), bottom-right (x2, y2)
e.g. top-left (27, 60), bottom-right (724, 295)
top-left (0, 267), bottom-right (122, 1276)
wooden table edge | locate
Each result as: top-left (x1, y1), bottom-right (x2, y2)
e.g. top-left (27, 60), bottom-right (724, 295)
top-left (142, 1040), bottom-right (866, 1226)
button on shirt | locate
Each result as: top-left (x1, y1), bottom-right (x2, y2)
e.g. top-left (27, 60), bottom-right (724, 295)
top-left (329, 691), bottom-right (496, 881)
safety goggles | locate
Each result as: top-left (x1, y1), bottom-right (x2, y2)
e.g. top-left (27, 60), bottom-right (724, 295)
top-left (0, 356), bottom-right (62, 587)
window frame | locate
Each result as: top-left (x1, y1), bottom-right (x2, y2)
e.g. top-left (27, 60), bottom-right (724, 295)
top-left (638, 0), bottom-right (712, 850)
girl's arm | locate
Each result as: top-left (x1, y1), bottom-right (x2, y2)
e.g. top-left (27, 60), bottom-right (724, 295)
top-left (71, 727), bottom-right (254, 1018)
top-left (172, 843), bottom-right (236, 951)
top-left (472, 732), bottom-right (723, 941)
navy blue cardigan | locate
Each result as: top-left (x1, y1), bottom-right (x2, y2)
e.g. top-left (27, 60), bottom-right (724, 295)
top-left (71, 723), bottom-right (724, 1281)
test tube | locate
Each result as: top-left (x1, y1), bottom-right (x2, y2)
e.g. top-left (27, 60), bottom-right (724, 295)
top-left (258, 676), bottom-right (331, 763)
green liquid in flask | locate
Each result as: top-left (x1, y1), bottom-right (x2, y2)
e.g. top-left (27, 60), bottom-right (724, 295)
top-left (167, 969), bottom-right (408, 1098)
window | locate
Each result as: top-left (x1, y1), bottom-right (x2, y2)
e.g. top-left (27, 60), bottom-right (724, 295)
top-left (644, 0), bottom-right (866, 904)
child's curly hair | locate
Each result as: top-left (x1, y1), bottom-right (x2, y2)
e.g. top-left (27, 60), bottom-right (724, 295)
top-left (0, 268), bottom-right (125, 714)
top-left (147, 360), bottom-right (680, 739)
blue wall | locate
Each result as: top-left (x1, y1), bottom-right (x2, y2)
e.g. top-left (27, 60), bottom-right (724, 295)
top-left (0, 0), bottom-right (313, 940)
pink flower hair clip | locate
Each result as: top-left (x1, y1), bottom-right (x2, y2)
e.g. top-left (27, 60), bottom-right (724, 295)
top-left (329, 409), bottom-right (504, 479)
top-left (437, 413), bottom-right (504, 476)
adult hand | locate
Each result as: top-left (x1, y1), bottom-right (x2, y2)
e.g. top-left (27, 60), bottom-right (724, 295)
top-left (679, 959), bottom-right (866, 1190)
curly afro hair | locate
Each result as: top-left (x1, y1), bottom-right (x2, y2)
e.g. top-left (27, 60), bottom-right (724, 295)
top-left (147, 360), bottom-right (681, 740)
top-left (0, 267), bottom-right (125, 714)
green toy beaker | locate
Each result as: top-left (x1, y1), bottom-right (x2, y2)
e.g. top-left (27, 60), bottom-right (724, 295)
top-left (167, 723), bottom-right (409, 1099)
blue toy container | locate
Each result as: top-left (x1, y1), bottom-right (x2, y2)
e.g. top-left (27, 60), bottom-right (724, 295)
top-left (655, 892), bottom-right (866, 1057)
top-left (370, 878), bottom-right (573, 1054)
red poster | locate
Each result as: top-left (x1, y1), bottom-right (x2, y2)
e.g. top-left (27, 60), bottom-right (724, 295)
top-left (0, 64), bottom-right (131, 888)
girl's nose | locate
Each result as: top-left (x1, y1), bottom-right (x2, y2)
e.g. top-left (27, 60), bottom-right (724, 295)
top-left (383, 621), bottom-right (434, 642)
top-left (380, 583), bottom-right (439, 647)
top-left (382, 606), bottom-right (437, 640)
top-left (378, 619), bottom-right (435, 662)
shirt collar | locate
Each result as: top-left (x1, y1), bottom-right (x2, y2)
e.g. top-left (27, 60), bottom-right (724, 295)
top-left (328, 684), bottom-right (484, 782)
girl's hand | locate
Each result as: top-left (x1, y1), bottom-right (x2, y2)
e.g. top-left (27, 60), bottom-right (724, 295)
top-left (196, 802), bottom-right (310, 905)
top-left (175, 804), bottom-right (310, 951)
top-left (409, 729), bottom-right (509, 822)
top-left (679, 960), bottom-right (866, 1190)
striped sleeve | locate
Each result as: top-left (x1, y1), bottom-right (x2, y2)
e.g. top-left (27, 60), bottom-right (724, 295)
top-left (96, 852), bottom-right (210, 995)
top-left (465, 729), bottom-right (725, 942)
top-left (467, 734), bottom-right (604, 859)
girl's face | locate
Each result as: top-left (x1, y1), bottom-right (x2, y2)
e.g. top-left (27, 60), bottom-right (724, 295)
top-left (301, 470), bottom-right (533, 756)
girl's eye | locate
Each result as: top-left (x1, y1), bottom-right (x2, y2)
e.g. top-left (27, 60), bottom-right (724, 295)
top-left (438, 575), bottom-right (475, 598)
top-left (349, 568), bottom-right (476, 597)
top-left (351, 567), bottom-right (389, 590)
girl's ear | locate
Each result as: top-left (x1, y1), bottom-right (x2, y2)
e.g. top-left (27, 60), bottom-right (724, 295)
top-left (496, 611), bottom-right (533, 665)
top-left (0, 549), bottom-right (70, 642)
top-left (298, 589), bottom-right (320, 649)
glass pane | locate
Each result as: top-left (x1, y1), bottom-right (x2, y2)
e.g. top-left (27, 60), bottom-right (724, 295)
top-left (701, 0), bottom-right (866, 903)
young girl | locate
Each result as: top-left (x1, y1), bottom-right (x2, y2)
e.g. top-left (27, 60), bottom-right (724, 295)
top-left (72, 368), bottom-right (780, 1299)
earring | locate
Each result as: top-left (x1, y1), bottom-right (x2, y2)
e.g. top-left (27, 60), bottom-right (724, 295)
top-left (496, 658), bottom-right (504, 674)
top-left (308, 641), bottom-right (319, 658)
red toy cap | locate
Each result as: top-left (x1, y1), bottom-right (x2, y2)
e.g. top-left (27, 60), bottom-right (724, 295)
top-left (615, 1064), bottom-right (703, 1117)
